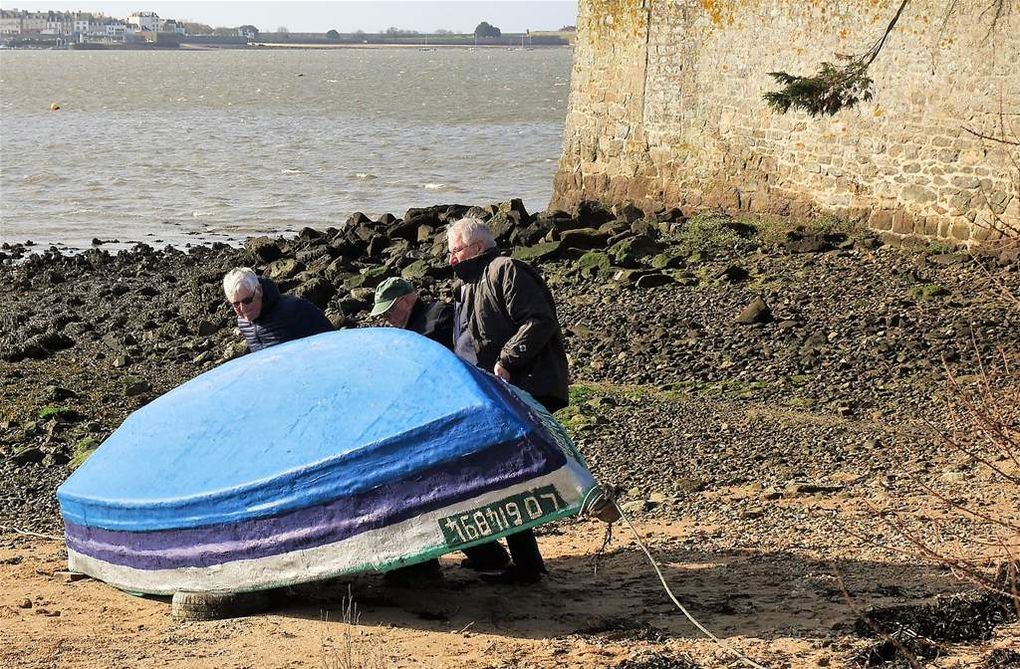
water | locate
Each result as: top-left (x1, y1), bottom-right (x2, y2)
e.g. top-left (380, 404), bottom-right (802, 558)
top-left (0, 48), bottom-right (571, 250)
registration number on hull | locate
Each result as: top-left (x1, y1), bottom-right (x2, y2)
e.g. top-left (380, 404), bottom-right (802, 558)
top-left (438, 485), bottom-right (567, 546)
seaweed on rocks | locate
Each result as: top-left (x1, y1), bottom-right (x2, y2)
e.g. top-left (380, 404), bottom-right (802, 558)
top-left (615, 653), bottom-right (701, 669)
top-left (852, 591), bottom-right (1018, 667)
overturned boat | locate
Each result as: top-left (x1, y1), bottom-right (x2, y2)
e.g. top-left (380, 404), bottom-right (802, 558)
top-left (57, 329), bottom-right (600, 595)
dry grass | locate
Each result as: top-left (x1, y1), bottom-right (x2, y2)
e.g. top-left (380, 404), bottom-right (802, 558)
top-left (320, 588), bottom-right (389, 669)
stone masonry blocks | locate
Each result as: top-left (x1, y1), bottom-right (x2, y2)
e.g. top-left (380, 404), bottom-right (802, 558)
top-left (552, 0), bottom-right (1020, 247)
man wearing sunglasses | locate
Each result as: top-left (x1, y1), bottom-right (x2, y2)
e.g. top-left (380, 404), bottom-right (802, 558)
top-left (223, 267), bottom-right (333, 353)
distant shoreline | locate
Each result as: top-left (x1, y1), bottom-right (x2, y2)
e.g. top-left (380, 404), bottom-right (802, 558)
top-left (3, 42), bottom-right (571, 52)
top-left (248, 42), bottom-right (569, 50)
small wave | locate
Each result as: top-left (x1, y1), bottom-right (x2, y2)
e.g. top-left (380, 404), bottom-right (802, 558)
top-left (192, 211), bottom-right (215, 218)
top-left (355, 173), bottom-right (378, 180)
top-left (280, 169), bottom-right (305, 175)
top-left (422, 183), bottom-right (446, 191)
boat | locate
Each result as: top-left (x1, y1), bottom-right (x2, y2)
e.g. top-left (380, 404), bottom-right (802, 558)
top-left (57, 329), bottom-right (601, 595)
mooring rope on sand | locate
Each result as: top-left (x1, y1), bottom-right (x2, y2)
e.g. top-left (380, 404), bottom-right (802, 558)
top-left (0, 525), bottom-right (62, 541)
top-left (581, 487), bottom-right (769, 669)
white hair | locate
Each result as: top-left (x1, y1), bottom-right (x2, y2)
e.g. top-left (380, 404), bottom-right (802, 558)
top-left (448, 217), bottom-right (496, 250)
top-left (222, 267), bottom-right (261, 299)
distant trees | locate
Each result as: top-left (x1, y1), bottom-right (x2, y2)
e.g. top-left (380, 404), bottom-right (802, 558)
top-left (181, 21), bottom-right (214, 35)
top-left (384, 26), bottom-right (419, 35)
top-left (276, 26), bottom-right (289, 34)
top-left (325, 29), bottom-right (340, 41)
top-left (559, 25), bottom-right (577, 32)
top-left (474, 21), bottom-right (501, 38)
top-left (434, 28), bottom-right (455, 35)
top-left (237, 24), bottom-right (259, 39)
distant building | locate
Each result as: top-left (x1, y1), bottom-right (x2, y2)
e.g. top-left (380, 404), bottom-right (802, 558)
top-left (158, 18), bottom-right (185, 35)
top-left (128, 11), bottom-right (159, 32)
top-left (0, 10), bottom-right (22, 35)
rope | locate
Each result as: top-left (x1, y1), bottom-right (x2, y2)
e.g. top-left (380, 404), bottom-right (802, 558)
top-left (0, 526), bottom-right (62, 541)
top-left (582, 486), bottom-right (769, 669)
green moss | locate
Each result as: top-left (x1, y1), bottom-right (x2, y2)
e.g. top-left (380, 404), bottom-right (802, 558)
top-left (37, 406), bottom-right (81, 422)
top-left (70, 437), bottom-right (100, 470)
top-left (675, 213), bottom-right (753, 259)
top-left (575, 251), bottom-right (611, 277)
top-left (784, 397), bottom-right (817, 408)
top-left (909, 283), bottom-right (948, 300)
top-left (924, 241), bottom-right (959, 255)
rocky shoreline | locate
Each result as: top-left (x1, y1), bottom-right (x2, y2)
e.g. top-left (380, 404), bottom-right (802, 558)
top-left (3, 200), bottom-right (1019, 668)
top-left (2, 199), bottom-right (1018, 537)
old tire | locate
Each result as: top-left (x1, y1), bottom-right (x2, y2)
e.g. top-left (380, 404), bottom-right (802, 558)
top-left (170, 590), bottom-right (274, 621)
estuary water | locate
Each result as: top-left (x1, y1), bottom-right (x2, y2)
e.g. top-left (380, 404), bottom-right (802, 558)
top-left (0, 48), bottom-right (571, 250)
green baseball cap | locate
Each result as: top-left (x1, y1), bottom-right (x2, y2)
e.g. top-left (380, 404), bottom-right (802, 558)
top-left (370, 277), bottom-right (414, 316)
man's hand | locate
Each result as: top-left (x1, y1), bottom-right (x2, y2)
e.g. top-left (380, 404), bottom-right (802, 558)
top-left (493, 361), bottom-right (511, 381)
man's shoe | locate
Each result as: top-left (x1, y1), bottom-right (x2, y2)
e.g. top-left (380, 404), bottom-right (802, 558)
top-left (460, 556), bottom-right (512, 572)
top-left (479, 565), bottom-right (543, 585)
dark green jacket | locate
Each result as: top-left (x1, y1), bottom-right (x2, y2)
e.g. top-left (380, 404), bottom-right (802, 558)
top-left (454, 249), bottom-right (569, 411)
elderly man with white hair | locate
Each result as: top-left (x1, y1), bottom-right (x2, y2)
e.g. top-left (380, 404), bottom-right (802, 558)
top-left (222, 267), bottom-right (332, 353)
top-left (446, 216), bottom-right (570, 584)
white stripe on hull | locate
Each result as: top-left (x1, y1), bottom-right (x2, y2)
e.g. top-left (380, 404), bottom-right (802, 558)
top-left (68, 466), bottom-right (592, 595)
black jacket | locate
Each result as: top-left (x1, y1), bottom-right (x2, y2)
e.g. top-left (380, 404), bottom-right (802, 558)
top-left (406, 298), bottom-right (455, 351)
top-left (454, 249), bottom-right (569, 411)
top-left (237, 277), bottom-right (333, 353)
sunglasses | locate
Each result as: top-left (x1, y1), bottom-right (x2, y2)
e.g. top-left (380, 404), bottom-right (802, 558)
top-left (229, 291), bottom-right (258, 308)
top-left (448, 241), bottom-right (478, 257)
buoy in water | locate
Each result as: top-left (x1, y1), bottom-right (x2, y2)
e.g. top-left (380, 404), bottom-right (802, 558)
top-left (50, 103), bottom-right (61, 111)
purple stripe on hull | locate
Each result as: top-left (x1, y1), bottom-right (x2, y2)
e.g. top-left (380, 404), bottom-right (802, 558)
top-left (64, 432), bottom-right (566, 570)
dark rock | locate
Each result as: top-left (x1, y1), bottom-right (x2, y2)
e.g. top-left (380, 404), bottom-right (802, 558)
top-left (716, 265), bottom-right (750, 283)
top-left (295, 247), bottom-right (330, 265)
top-left (377, 213), bottom-right (397, 226)
top-left (612, 202), bottom-right (645, 224)
top-left (735, 297), bottom-right (772, 324)
top-left (344, 212), bottom-right (372, 228)
top-left (512, 241), bottom-right (561, 263)
top-left (635, 273), bottom-right (675, 289)
top-left (345, 266), bottom-right (391, 290)
top-left (574, 251), bottom-right (612, 278)
top-left (386, 218), bottom-right (424, 243)
top-left (366, 235), bottom-right (388, 258)
top-left (650, 253), bottom-right (685, 270)
top-left (123, 377), bottom-right (151, 397)
top-left (292, 278), bottom-right (336, 309)
top-left (265, 258), bottom-right (303, 281)
top-left (630, 219), bottom-right (660, 239)
top-left (574, 200), bottom-right (614, 228)
top-left (245, 237), bottom-right (283, 262)
top-left (720, 221), bottom-right (757, 237)
top-left (401, 259), bottom-right (430, 280)
top-left (297, 227), bottom-right (324, 241)
top-left (45, 386), bottom-right (76, 402)
top-left (416, 225), bottom-right (435, 244)
top-left (784, 230), bottom-right (846, 253)
top-left (10, 447), bottom-right (45, 465)
top-left (464, 205), bottom-right (491, 221)
top-left (560, 228), bottom-right (611, 251)
top-left (608, 236), bottom-right (660, 267)
top-left (487, 200), bottom-right (528, 244)
top-left (928, 253), bottom-right (968, 266)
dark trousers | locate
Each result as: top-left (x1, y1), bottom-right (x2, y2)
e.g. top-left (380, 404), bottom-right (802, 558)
top-left (506, 528), bottom-right (546, 575)
top-left (462, 541), bottom-right (510, 569)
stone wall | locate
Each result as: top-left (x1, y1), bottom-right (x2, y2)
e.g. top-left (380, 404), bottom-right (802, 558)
top-left (552, 0), bottom-right (1020, 246)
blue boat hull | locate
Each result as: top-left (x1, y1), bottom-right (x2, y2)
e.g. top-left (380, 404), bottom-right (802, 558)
top-left (57, 329), bottom-right (597, 594)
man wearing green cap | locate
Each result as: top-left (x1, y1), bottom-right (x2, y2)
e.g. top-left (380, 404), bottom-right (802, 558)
top-left (370, 277), bottom-right (455, 347)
